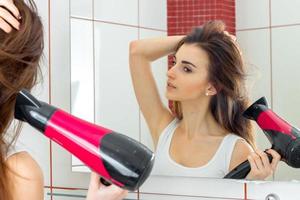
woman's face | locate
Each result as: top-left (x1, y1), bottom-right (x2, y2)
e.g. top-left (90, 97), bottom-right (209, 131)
top-left (166, 43), bottom-right (211, 101)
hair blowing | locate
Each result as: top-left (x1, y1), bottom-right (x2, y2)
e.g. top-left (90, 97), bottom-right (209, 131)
top-left (0, 0), bottom-right (43, 199)
top-left (173, 20), bottom-right (255, 148)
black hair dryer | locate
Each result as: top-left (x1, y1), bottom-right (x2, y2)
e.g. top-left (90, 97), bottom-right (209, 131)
top-left (14, 89), bottom-right (154, 191)
top-left (224, 97), bottom-right (300, 179)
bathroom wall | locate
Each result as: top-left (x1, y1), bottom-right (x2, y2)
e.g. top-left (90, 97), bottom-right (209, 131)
top-left (168, 0), bottom-right (235, 35)
top-left (13, 0), bottom-right (300, 199)
top-left (236, 0), bottom-right (300, 181)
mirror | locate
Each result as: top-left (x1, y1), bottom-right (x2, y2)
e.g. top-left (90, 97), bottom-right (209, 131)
top-left (70, 0), bottom-right (300, 184)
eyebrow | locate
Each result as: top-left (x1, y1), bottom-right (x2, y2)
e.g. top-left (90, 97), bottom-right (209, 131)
top-left (182, 60), bottom-right (197, 68)
top-left (173, 55), bottom-right (198, 68)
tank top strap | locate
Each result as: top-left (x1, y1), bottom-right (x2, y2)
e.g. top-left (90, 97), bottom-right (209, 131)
top-left (221, 134), bottom-right (247, 172)
top-left (6, 141), bottom-right (28, 160)
top-left (155, 118), bottom-right (179, 153)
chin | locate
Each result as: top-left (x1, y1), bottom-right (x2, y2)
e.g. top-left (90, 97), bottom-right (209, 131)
top-left (165, 92), bottom-right (179, 101)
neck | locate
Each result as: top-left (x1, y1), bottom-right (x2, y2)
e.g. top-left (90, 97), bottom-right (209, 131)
top-left (179, 98), bottom-right (226, 139)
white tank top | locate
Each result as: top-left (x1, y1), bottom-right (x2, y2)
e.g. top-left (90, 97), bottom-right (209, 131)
top-left (5, 142), bottom-right (27, 160)
top-left (151, 118), bottom-right (248, 178)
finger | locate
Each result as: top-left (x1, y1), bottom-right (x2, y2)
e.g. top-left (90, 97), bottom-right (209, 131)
top-left (0, 7), bottom-right (20, 30)
top-left (0, 0), bottom-right (21, 19)
top-left (248, 155), bottom-right (258, 172)
top-left (257, 151), bottom-right (271, 168)
top-left (88, 172), bottom-right (101, 190)
top-left (252, 152), bottom-right (264, 170)
top-left (231, 35), bottom-right (237, 41)
top-left (111, 185), bottom-right (128, 197)
top-left (120, 189), bottom-right (129, 198)
top-left (0, 17), bottom-right (12, 33)
top-left (266, 149), bottom-right (281, 170)
top-left (257, 151), bottom-right (273, 175)
top-left (229, 33), bottom-right (236, 41)
top-left (224, 30), bottom-right (236, 41)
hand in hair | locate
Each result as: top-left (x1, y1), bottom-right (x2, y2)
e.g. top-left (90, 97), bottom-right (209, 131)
top-left (224, 30), bottom-right (242, 55)
top-left (223, 31), bottom-right (236, 41)
top-left (86, 172), bottom-right (128, 200)
top-left (0, 0), bottom-right (21, 33)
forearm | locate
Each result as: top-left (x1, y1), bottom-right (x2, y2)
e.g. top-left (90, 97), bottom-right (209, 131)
top-left (129, 36), bottom-right (184, 62)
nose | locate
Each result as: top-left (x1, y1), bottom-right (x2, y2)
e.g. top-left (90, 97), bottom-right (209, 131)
top-left (167, 66), bottom-right (176, 79)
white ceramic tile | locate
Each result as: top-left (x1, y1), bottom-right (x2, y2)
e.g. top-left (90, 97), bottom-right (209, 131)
top-left (139, 0), bottom-right (167, 30)
top-left (70, 18), bottom-right (94, 123)
top-left (71, 0), bottom-right (93, 19)
top-left (94, 22), bottom-right (139, 140)
top-left (272, 26), bottom-right (300, 131)
top-left (138, 29), bottom-right (168, 150)
top-left (70, 19), bottom-right (94, 171)
top-left (50, 0), bottom-right (71, 111)
top-left (139, 176), bottom-right (245, 199)
top-left (271, 0), bottom-right (300, 26)
top-left (236, 0), bottom-right (269, 30)
top-left (236, 29), bottom-right (271, 103)
top-left (94, 0), bottom-right (138, 26)
top-left (44, 188), bottom-right (51, 200)
top-left (275, 162), bottom-right (300, 182)
top-left (126, 192), bottom-right (138, 200)
top-left (246, 180), bottom-right (300, 200)
top-left (271, 26), bottom-right (300, 182)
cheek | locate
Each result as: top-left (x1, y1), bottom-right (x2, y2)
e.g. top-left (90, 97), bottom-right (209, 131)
top-left (182, 79), bottom-right (207, 96)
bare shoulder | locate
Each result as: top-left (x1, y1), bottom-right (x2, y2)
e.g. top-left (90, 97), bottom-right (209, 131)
top-left (229, 139), bottom-right (253, 171)
top-left (6, 152), bottom-right (44, 200)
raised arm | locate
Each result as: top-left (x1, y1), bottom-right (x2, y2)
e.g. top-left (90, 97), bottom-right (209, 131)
top-left (129, 36), bottom-right (183, 146)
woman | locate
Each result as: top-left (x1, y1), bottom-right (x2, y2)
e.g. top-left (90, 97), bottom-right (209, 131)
top-left (129, 20), bottom-right (281, 180)
top-left (0, 0), bottom-right (127, 199)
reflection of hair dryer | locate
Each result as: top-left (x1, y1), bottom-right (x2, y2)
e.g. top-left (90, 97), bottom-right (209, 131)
top-left (224, 97), bottom-right (300, 179)
top-left (14, 89), bottom-right (154, 191)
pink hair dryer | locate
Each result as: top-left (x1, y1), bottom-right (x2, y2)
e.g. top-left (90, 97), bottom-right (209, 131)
top-left (14, 89), bottom-right (154, 191)
top-left (224, 97), bottom-right (300, 179)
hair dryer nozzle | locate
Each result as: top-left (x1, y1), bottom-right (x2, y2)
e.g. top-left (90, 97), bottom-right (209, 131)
top-left (15, 89), bottom-right (41, 120)
top-left (14, 89), bottom-right (57, 132)
top-left (243, 96), bottom-right (268, 120)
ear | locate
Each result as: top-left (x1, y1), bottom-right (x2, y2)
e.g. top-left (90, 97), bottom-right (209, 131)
top-left (206, 83), bottom-right (217, 96)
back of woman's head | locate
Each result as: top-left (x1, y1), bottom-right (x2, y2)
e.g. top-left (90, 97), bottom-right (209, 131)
top-left (0, 0), bottom-right (43, 199)
top-left (174, 20), bottom-right (254, 147)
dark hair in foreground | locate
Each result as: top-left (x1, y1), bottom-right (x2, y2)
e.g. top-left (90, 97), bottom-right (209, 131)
top-left (0, 0), bottom-right (43, 199)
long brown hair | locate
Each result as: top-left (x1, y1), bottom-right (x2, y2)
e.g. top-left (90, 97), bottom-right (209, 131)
top-left (173, 20), bottom-right (255, 147)
top-left (0, 0), bottom-right (43, 199)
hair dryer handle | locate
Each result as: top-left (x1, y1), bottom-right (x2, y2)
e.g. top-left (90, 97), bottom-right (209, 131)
top-left (224, 151), bottom-right (273, 179)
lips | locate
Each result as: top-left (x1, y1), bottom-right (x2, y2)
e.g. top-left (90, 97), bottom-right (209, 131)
top-left (167, 82), bottom-right (176, 89)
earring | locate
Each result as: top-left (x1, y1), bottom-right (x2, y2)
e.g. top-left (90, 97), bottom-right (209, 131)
top-left (205, 92), bottom-right (209, 96)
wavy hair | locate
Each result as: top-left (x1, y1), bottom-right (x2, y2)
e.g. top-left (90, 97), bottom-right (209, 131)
top-left (0, 0), bottom-right (43, 199)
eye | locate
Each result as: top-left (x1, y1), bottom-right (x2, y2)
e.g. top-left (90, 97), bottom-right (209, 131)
top-left (171, 59), bottom-right (176, 66)
top-left (183, 66), bottom-right (192, 73)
